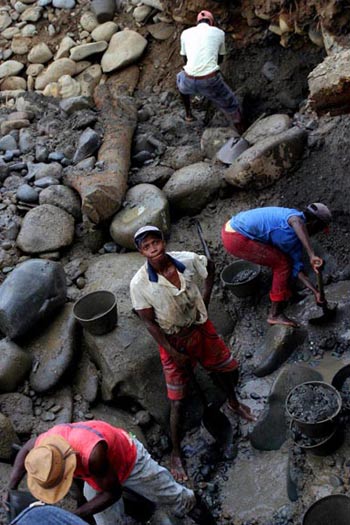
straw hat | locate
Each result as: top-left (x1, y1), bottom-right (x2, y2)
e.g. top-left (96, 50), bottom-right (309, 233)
top-left (25, 435), bottom-right (77, 504)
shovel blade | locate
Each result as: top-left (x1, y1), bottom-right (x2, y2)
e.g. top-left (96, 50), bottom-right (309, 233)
top-left (308, 303), bottom-right (338, 325)
top-left (202, 403), bottom-right (234, 448)
top-left (216, 137), bottom-right (249, 165)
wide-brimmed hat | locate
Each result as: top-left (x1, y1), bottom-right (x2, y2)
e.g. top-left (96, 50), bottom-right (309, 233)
top-left (25, 434), bottom-right (76, 504)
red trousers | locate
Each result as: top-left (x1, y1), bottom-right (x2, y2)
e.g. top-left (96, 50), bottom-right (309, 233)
top-left (159, 319), bottom-right (238, 401)
top-left (221, 227), bottom-right (293, 302)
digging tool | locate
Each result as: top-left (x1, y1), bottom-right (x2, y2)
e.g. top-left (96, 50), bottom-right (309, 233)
top-left (309, 268), bottom-right (338, 325)
top-left (179, 348), bottom-right (235, 458)
top-left (195, 219), bottom-right (212, 261)
top-left (216, 113), bottom-right (267, 165)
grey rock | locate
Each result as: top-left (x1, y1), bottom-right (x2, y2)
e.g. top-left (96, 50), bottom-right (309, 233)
top-left (19, 127), bottom-right (35, 154)
top-left (35, 387), bottom-right (73, 435)
top-left (75, 156), bottom-right (96, 170)
top-left (48, 152), bottom-right (64, 161)
top-left (73, 127), bottom-right (101, 163)
top-left (261, 61), bottom-right (279, 81)
top-left (53, 0), bottom-right (75, 8)
top-left (27, 161), bottom-right (63, 180)
top-left (34, 176), bottom-right (61, 188)
top-left (0, 338), bottom-right (32, 393)
top-left (161, 145), bottom-right (204, 170)
top-left (17, 182), bottom-right (39, 204)
top-left (0, 413), bottom-right (19, 461)
top-left (163, 162), bottom-right (224, 216)
top-left (59, 96), bottom-right (93, 115)
top-left (35, 145), bottom-right (49, 162)
top-left (0, 393), bottom-right (33, 434)
top-left (0, 134), bottom-right (17, 151)
top-left (254, 325), bottom-right (307, 377)
top-left (84, 253), bottom-right (168, 424)
top-left (39, 185), bottom-right (81, 219)
top-left (0, 160), bottom-right (9, 182)
top-left (17, 204), bottom-right (75, 254)
top-left (93, 404), bottom-right (145, 444)
top-left (26, 304), bottom-right (76, 393)
top-left (225, 127), bottom-right (307, 190)
top-left (0, 259), bottom-right (66, 339)
top-left (2, 175), bottom-right (22, 190)
top-left (129, 164), bottom-right (173, 187)
top-left (110, 183), bottom-right (170, 250)
top-left (250, 364), bottom-right (323, 451)
top-left (74, 352), bottom-right (99, 403)
top-left (244, 114), bottom-right (292, 146)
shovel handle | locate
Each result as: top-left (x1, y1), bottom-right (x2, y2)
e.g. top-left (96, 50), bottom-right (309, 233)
top-left (316, 269), bottom-right (325, 303)
top-left (195, 220), bottom-right (212, 261)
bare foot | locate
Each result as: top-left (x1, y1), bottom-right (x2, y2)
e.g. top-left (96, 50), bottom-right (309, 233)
top-left (170, 453), bottom-right (188, 482)
top-left (227, 401), bottom-right (257, 422)
top-left (267, 314), bottom-right (298, 328)
top-left (184, 114), bottom-right (195, 122)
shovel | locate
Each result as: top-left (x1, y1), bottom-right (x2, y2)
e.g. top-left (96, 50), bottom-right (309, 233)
top-left (216, 113), bottom-right (266, 165)
top-left (309, 268), bottom-right (338, 325)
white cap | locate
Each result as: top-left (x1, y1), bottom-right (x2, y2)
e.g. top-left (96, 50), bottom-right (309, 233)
top-left (134, 225), bottom-right (163, 247)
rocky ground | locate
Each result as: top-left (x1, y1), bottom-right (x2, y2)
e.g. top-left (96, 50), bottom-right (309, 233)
top-left (1, 1), bottom-right (350, 525)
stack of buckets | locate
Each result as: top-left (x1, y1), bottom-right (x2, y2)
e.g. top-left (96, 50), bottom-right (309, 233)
top-left (286, 381), bottom-right (343, 456)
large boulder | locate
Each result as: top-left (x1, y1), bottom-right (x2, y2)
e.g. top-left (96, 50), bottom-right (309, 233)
top-left (0, 259), bottom-right (66, 340)
top-left (250, 364), bottom-right (323, 451)
top-left (83, 253), bottom-right (168, 424)
top-left (224, 127), bottom-right (307, 189)
top-left (163, 162), bottom-right (225, 216)
top-left (110, 183), bottom-right (170, 250)
top-left (24, 304), bottom-right (76, 393)
top-left (39, 185), bottom-right (81, 219)
top-left (0, 393), bottom-right (34, 435)
top-left (0, 338), bottom-right (32, 393)
top-left (16, 204), bottom-right (75, 253)
top-left (0, 413), bottom-right (19, 461)
top-left (101, 29), bottom-right (147, 73)
top-left (308, 49), bottom-right (350, 115)
top-left (254, 325), bottom-right (307, 377)
top-left (244, 114), bottom-right (292, 145)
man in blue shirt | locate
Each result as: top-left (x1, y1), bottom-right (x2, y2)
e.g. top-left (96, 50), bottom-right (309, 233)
top-left (221, 203), bottom-right (332, 327)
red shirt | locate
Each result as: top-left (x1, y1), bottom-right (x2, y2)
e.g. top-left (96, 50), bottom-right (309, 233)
top-left (36, 420), bottom-right (137, 490)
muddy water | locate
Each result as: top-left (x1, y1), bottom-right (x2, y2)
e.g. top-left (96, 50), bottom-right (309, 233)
top-left (221, 446), bottom-right (290, 521)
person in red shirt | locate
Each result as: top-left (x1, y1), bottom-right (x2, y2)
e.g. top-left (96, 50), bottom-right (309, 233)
top-left (7, 420), bottom-right (216, 525)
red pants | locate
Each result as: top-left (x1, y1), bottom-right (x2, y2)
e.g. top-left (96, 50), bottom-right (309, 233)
top-left (159, 319), bottom-right (238, 401)
top-left (221, 227), bottom-right (292, 302)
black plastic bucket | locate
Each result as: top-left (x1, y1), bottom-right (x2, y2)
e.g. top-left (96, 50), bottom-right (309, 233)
top-left (331, 364), bottom-right (350, 413)
top-left (220, 260), bottom-right (261, 298)
top-left (290, 420), bottom-right (343, 456)
top-left (303, 495), bottom-right (350, 525)
top-left (73, 290), bottom-right (117, 335)
top-left (286, 381), bottom-right (342, 438)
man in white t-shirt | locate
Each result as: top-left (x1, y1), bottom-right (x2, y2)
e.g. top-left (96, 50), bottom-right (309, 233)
top-left (176, 10), bottom-right (242, 128)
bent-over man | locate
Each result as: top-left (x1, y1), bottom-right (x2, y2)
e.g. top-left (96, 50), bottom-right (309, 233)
top-left (130, 226), bottom-right (254, 483)
top-left (222, 203), bottom-right (332, 327)
top-left (8, 420), bottom-right (216, 525)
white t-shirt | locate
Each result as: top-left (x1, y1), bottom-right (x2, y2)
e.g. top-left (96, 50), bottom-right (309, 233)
top-left (130, 251), bottom-right (208, 335)
top-left (180, 23), bottom-right (226, 77)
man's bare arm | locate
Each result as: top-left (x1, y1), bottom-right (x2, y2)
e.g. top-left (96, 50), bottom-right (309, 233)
top-left (288, 216), bottom-right (323, 272)
top-left (8, 437), bottom-right (36, 490)
top-left (136, 308), bottom-right (189, 365)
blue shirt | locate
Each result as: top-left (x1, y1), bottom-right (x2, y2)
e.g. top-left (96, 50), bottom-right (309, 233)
top-left (230, 207), bottom-right (305, 277)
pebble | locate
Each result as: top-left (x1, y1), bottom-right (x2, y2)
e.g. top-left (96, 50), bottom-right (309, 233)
top-left (76, 276), bottom-right (86, 289)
